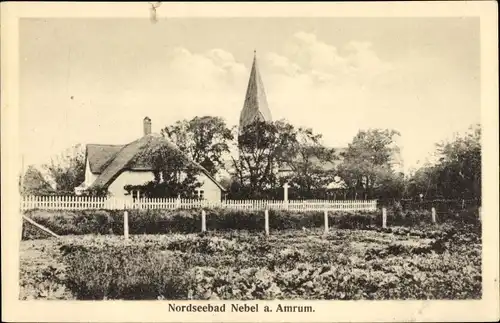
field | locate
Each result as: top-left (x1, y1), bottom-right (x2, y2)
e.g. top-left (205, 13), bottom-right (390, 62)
top-left (20, 214), bottom-right (482, 300)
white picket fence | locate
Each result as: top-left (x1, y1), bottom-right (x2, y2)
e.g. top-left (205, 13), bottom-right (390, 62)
top-left (20, 195), bottom-right (377, 212)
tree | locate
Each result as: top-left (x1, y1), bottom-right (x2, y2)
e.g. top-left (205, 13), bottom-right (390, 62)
top-left (407, 124), bottom-right (481, 200)
top-left (161, 116), bottom-right (234, 177)
top-left (336, 129), bottom-right (402, 199)
top-left (232, 119), bottom-right (297, 199)
top-left (214, 175), bottom-right (247, 199)
top-left (20, 165), bottom-right (55, 196)
top-left (125, 137), bottom-right (202, 198)
top-left (435, 124), bottom-right (481, 200)
top-left (280, 127), bottom-right (337, 199)
top-left (43, 144), bottom-right (85, 194)
top-left (406, 163), bottom-right (441, 199)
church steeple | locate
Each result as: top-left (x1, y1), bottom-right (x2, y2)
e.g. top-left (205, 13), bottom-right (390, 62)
top-left (239, 50), bottom-right (272, 132)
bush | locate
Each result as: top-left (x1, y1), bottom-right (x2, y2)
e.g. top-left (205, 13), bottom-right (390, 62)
top-left (121, 209), bottom-right (201, 234)
top-left (22, 210), bottom-right (115, 238)
top-left (332, 212), bottom-right (379, 229)
top-left (22, 207), bottom-right (480, 239)
top-left (384, 207), bottom-right (480, 228)
top-left (437, 208), bottom-right (481, 225)
top-left (389, 209), bottom-right (432, 226)
top-left (23, 209), bottom-right (380, 237)
top-left (22, 221), bottom-right (55, 240)
top-left (59, 241), bottom-right (190, 300)
top-left (205, 208), bottom-right (265, 231)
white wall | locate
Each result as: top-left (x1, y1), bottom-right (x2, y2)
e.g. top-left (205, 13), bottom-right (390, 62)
top-left (197, 173), bottom-right (222, 201)
top-left (106, 170), bottom-right (221, 201)
top-left (84, 159), bottom-right (98, 187)
top-left (107, 170), bottom-right (156, 199)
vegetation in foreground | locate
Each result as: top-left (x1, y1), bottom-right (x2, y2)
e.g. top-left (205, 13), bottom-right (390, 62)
top-left (20, 220), bottom-right (481, 300)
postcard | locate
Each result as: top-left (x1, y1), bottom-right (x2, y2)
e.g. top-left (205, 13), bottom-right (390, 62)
top-left (1, 1), bottom-right (498, 322)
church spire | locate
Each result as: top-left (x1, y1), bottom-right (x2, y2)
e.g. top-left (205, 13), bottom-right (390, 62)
top-left (239, 50), bottom-right (272, 132)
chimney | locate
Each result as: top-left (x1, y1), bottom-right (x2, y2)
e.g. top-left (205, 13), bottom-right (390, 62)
top-left (143, 117), bottom-right (151, 136)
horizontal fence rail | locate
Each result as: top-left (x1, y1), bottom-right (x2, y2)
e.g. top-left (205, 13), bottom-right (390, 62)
top-left (20, 196), bottom-right (378, 212)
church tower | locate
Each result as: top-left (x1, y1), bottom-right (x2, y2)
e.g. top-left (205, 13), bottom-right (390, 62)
top-left (239, 50), bottom-right (272, 133)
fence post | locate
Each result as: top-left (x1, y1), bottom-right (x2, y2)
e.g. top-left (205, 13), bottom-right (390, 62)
top-left (201, 210), bottom-right (206, 232)
top-left (19, 212), bottom-right (24, 242)
top-left (324, 210), bottom-right (329, 234)
top-left (283, 183), bottom-right (289, 210)
top-left (478, 206), bottom-right (482, 222)
top-left (124, 210), bottom-right (129, 240)
top-left (431, 207), bottom-right (436, 224)
top-left (382, 208), bottom-right (387, 229)
top-left (264, 209), bottom-right (269, 236)
top-left (462, 199), bottom-right (465, 209)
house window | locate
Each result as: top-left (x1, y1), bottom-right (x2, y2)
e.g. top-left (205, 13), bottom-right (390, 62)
top-left (196, 188), bottom-right (205, 200)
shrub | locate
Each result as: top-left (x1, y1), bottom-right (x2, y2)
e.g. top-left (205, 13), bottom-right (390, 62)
top-left (22, 221), bottom-right (55, 240)
top-left (332, 212), bottom-right (379, 229)
top-left (437, 208), bottom-right (481, 225)
top-left (269, 210), bottom-right (324, 229)
top-left (22, 207), bottom-right (480, 239)
top-left (121, 209), bottom-right (200, 234)
top-left (205, 208), bottom-right (265, 231)
top-left (60, 241), bottom-right (190, 300)
top-left (22, 210), bottom-right (115, 237)
top-left (23, 209), bottom-right (380, 236)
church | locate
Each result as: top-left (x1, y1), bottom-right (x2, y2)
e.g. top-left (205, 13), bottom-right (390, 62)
top-left (239, 50), bottom-right (273, 131)
top-left (236, 51), bottom-right (403, 195)
top-left (236, 51), bottom-right (347, 189)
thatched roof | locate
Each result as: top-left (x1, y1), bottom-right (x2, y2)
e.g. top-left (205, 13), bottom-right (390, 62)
top-left (87, 134), bottom-right (226, 191)
top-left (86, 144), bottom-right (124, 174)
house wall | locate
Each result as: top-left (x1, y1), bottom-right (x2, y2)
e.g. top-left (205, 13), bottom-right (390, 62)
top-left (197, 173), bottom-right (222, 201)
top-left (106, 170), bottom-right (221, 201)
top-left (107, 170), bottom-right (155, 199)
top-left (84, 159), bottom-right (98, 187)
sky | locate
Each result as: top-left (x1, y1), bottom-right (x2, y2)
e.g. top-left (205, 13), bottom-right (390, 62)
top-left (19, 17), bottom-right (480, 172)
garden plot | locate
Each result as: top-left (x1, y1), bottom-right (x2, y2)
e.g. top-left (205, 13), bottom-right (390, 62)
top-left (19, 223), bottom-right (481, 300)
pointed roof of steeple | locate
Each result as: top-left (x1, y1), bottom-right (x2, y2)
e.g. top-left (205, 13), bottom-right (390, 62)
top-left (239, 50), bottom-right (272, 131)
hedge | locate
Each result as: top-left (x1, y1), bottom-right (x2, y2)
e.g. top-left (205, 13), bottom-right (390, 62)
top-left (22, 207), bottom-right (480, 239)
